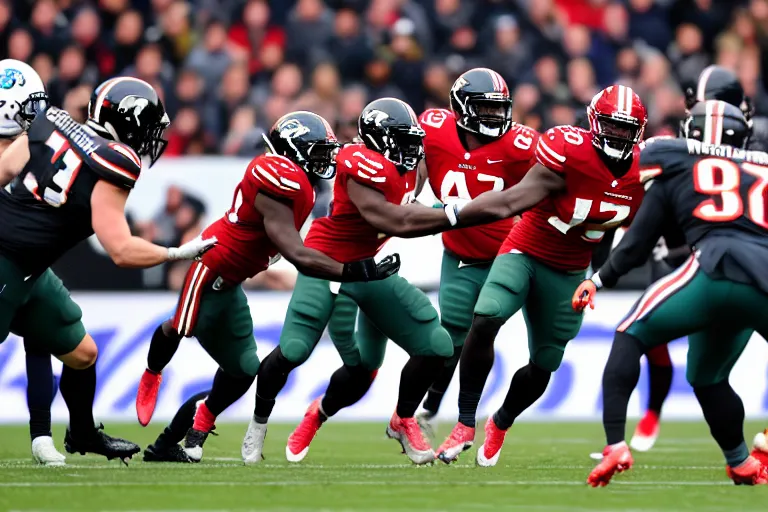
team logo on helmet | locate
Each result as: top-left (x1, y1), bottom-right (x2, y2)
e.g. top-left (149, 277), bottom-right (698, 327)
top-left (278, 118), bottom-right (310, 139)
top-left (0, 69), bottom-right (26, 90)
top-left (362, 109), bottom-right (389, 126)
top-left (117, 96), bottom-right (150, 125)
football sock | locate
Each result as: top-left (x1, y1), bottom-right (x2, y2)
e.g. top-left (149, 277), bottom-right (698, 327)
top-left (25, 349), bottom-right (55, 439)
top-left (59, 364), bottom-right (96, 438)
top-left (254, 348), bottom-right (299, 421)
top-left (693, 381), bottom-right (748, 466)
top-left (204, 369), bottom-right (255, 417)
top-left (602, 332), bottom-right (644, 445)
top-left (321, 365), bottom-right (376, 417)
top-left (396, 355), bottom-right (445, 418)
top-left (646, 345), bottom-right (673, 414)
top-left (192, 401), bottom-right (216, 433)
top-left (457, 316), bottom-right (503, 428)
top-left (493, 361), bottom-right (551, 430)
top-left (422, 344), bottom-right (462, 414)
top-left (147, 322), bottom-right (183, 374)
top-left (156, 390), bottom-right (210, 447)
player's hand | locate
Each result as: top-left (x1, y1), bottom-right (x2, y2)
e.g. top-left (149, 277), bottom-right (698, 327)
top-left (342, 253), bottom-right (401, 282)
top-left (168, 235), bottom-right (217, 261)
top-left (652, 237), bottom-right (669, 262)
top-left (572, 279), bottom-right (597, 311)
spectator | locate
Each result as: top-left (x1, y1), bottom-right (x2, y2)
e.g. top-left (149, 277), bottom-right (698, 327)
top-left (485, 15), bottom-right (530, 90)
top-left (0, 0), bottom-right (17, 58)
top-left (186, 18), bottom-right (232, 92)
top-left (165, 106), bottom-right (210, 155)
top-left (113, 10), bottom-right (147, 74)
top-left (31, 54), bottom-right (55, 88)
top-left (432, 0), bottom-right (476, 51)
top-left (336, 85), bottom-right (368, 142)
top-left (7, 28), bottom-right (34, 63)
top-left (668, 23), bottom-right (710, 88)
top-left (422, 62), bottom-right (452, 109)
top-left (389, 19), bottom-right (426, 110)
top-left (62, 85), bottom-right (93, 123)
top-left (523, 0), bottom-right (564, 59)
top-left (364, 57), bottom-right (406, 102)
top-left (29, 0), bottom-right (68, 59)
top-left (158, 0), bottom-right (196, 66)
top-left (205, 63), bottom-right (252, 139)
top-left (294, 62), bottom-right (342, 126)
top-left (99, 0), bottom-right (131, 33)
top-left (228, 0), bottom-right (286, 76)
top-left (127, 43), bottom-right (175, 95)
top-left (71, 7), bottom-right (116, 79)
top-left (285, 0), bottom-right (335, 69)
top-left (627, 0), bottom-right (672, 52)
top-left (221, 105), bottom-right (266, 156)
top-left (48, 45), bottom-right (96, 107)
top-left (567, 57), bottom-right (599, 106)
top-left (326, 8), bottom-right (373, 84)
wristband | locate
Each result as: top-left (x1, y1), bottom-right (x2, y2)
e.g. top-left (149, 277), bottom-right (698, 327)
top-left (444, 204), bottom-right (459, 226)
top-left (590, 272), bottom-right (603, 290)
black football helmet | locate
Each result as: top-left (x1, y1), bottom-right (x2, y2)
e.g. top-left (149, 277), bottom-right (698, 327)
top-left (86, 77), bottom-right (170, 166)
top-left (265, 111), bottom-right (340, 179)
top-left (684, 65), bottom-right (752, 120)
top-left (449, 68), bottom-right (512, 138)
top-left (682, 100), bottom-right (750, 148)
top-left (358, 97), bottom-right (425, 172)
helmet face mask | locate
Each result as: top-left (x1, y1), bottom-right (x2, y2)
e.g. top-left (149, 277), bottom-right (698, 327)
top-left (0, 59), bottom-right (48, 138)
top-left (593, 114), bottom-right (643, 160)
top-left (588, 85), bottom-right (647, 162)
top-left (358, 98), bottom-right (425, 173)
top-left (266, 111), bottom-right (340, 180)
top-left (450, 68), bottom-right (512, 139)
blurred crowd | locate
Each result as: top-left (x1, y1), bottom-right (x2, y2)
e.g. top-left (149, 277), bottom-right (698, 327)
top-left (4, 0), bottom-right (768, 156)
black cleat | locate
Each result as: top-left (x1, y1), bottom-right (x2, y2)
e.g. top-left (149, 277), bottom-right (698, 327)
top-left (143, 443), bottom-right (193, 463)
top-left (182, 428), bottom-right (210, 463)
top-left (64, 423), bottom-right (141, 465)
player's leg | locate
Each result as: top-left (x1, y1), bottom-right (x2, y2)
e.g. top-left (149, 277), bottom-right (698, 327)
top-left (137, 261), bottom-right (203, 426)
top-left (477, 259), bottom-right (585, 467)
top-left (345, 274), bottom-right (453, 464)
top-left (419, 251), bottom-right (489, 431)
top-left (630, 344), bottom-right (673, 452)
top-left (182, 283), bottom-right (259, 462)
top-left (14, 269), bottom-right (140, 462)
top-left (244, 273), bottom-right (336, 463)
top-left (144, 390), bottom-right (210, 463)
top-left (286, 301), bottom-right (379, 462)
top-left (24, 339), bottom-right (64, 465)
top-left (437, 252), bottom-right (532, 463)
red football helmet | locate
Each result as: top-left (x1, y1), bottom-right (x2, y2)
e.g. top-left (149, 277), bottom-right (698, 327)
top-left (587, 85), bottom-right (648, 160)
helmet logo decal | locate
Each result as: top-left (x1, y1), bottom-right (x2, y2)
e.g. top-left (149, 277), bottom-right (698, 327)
top-left (0, 69), bottom-right (26, 89)
top-left (117, 96), bottom-right (150, 126)
top-left (278, 118), bottom-right (310, 139)
top-left (451, 77), bottom-right (469, 92)
top-left (362, 109), bottom-right (389, 127)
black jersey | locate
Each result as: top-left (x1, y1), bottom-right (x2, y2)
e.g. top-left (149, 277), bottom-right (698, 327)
top-left (598, 137), bottom-right (768, 294)
top-left (0, 107), bottom-right (142, 276)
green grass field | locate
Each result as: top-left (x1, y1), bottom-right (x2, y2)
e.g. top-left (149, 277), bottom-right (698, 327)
top-left (0, 421), bottom-right (766, 511)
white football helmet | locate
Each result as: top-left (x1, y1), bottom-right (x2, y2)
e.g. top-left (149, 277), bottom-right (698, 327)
top-left (0, 59), bottom-right (48, 138)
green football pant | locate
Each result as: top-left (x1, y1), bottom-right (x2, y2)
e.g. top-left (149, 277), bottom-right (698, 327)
top-left (473, 252), bottom-right (586, 372)
top-left (0, 257), bottom-right (85, 355)
top-left (279, 272), bottom-right (453, 369)
top-left (171, 261), bottom-right (259, 378)
top-left (438, 250), bottom-right (493, 348)
top-left (619, 254), bottom-right (768, 387)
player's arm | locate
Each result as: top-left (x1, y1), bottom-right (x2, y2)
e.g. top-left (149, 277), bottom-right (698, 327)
top-left (455, 163), bottom-right (566, 226)
top-left (414, 160), bottom-right (428, 197)
top-left (255, 192), bottom-right (399, 281)
top-left (346, 179), bottom-right (455, 237)
top-left (91, 181), bottom-right (216, 268)
top-left (0, 134), bottom-right (30, 186)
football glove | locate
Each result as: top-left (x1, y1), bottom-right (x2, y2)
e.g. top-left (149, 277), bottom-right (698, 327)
top-left (342, 253), bottom-right (400, 282)
top-left (168, 235), bottom-right (217, 261)
top-left (572, 279), bottom-right (597, 311)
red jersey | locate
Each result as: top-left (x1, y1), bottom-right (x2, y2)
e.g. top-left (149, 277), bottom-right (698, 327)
top-left (502, 126), bottom-right (645, 271)
top-left (201, 153), bottom-right (315, 283)
top-left (304, 144), bottom-right (416, 262)
top-left (420, 108), bottom-right (538, 261)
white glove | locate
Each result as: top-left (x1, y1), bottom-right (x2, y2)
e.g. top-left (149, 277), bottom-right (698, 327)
top-left (652, 237), bottom-right (669, 262)
top-left (168, 235), bottom-right (217, 261)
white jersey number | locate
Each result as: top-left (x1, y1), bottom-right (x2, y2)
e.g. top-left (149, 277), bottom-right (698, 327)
top-left (548, 198), bottom-right (630, 242)
top-left (23, 131), bottom-right (83, 207)
top-left (440, 170), bottom-right (504, 202)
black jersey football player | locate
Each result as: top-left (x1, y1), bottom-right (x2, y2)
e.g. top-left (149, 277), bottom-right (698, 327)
top-left (616, 65), bottom-right (767, 454)
top-left (0, 77), bottom-right (215, 462)
top-left (575, 100), bottom-right (768, 486)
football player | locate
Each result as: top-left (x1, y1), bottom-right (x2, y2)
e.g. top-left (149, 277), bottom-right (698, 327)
top-left (576, 100), bottom-right (768, 486)
top-left (412, 68), bottom-right (539, 431)
top-left (135, 111), bottom-right (400, 462)
top-left (435, 86), bottom-right (649, 466)
top-left (242, 98), bottom-right (480, 466)
top-left (0, 76), bottom-right (214, 463)
top-left (0, 59), bottom-right (65, 465)
top-left (627, 65), bottom-right (768, 453)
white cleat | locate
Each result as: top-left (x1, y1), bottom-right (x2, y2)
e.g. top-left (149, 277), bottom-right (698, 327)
top-left (242, 416), bottom-right (267, 465)
top-left (32, 436), bottom-right (66, 466)
top-left (629, 433), bottom-right (658, 452)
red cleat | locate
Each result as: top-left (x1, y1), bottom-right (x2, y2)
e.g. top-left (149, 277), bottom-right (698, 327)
top-left (136, 370), bottom-right (162, 427)
top-left (476, 416), bottom-right (507, 467)
top-left (386, 412), bottom-right (434, 465)
top-left (727, 456), bottom-right (768, 485)
top-left (286, 398), bottom-right (324, 462)
top-left (630, 410), bottom-right (660, 452)
top-left (587, 442), bottom-right (634, 487)
top-left (436, 422), bottom-right (475, 464)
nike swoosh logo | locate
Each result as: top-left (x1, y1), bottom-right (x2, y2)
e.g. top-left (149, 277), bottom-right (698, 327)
top-left (487, 159), bottom-right (503, 164)
top-left (458, 261), bottom-right (479, 268)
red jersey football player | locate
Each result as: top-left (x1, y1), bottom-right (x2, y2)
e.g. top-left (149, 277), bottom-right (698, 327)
top-left (134, 111), bottom-right (399, 462)
top-left (435, 85), bottom-right (649, 466)
top-left (414, 68), bottom-right (539, 432)
top-left (243, 98), bottom-right (487, 465)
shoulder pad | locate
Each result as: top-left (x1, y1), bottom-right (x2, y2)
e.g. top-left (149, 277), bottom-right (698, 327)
top-left (535, 127), bottom-right (571, 173)
top-left (639, 137), bottom-right (689, 185)
top-left (419, 109), bottom-right (453, 132)
top-left (89, 142), bottom-right (142, 189)
top-left (250, 153), bottom-right (307, 199)
top-left (338, 144), bottom-right (394, 188)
